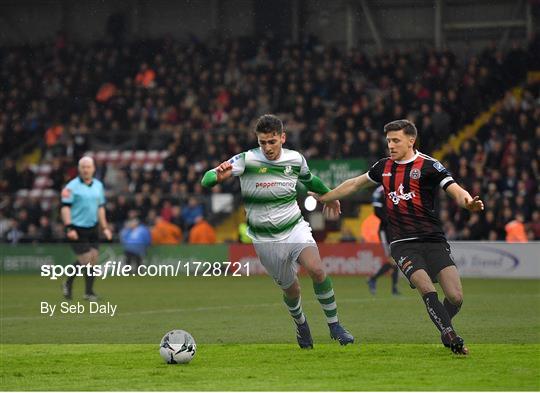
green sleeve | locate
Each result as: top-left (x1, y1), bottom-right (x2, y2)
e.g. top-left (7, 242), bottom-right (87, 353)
top-left (300, 174), bottom-right (331, 194)
top-left (201, 169), bottom-right (218, 188)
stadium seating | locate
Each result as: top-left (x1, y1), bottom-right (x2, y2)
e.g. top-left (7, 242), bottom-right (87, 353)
top-left (0, 35), bottom-right (537, 242)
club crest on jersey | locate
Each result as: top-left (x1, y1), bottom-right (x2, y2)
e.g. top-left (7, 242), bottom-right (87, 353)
top-left (388, 184), bottom-right (416, 205)
top-left (410, 168), bottom-right (421, 179)
top-left (284, 165), bottom-right (293, 175)
top-left (433, 161), bottom-right (444, 172)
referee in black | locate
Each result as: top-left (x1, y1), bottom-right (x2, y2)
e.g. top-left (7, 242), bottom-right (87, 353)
top-left (61, 156), bottom-right (112, 300)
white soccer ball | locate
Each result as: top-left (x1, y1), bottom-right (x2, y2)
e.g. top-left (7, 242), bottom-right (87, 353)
top-left (159, 329), bottom-right (197, 364)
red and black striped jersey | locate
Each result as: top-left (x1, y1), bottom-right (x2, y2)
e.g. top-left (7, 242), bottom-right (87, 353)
top-left (367, 151), bottom-right (455, 244)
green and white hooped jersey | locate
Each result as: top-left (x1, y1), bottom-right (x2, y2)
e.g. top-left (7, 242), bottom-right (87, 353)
top-left (229, 148), bottom-right (312, 242)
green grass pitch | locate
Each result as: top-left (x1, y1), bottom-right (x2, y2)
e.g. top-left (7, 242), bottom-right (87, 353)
top-left (1, 274), bottom-right (539, 390)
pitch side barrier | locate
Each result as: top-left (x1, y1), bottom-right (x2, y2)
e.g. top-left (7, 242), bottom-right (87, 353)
top-left (230, 241), bottom-right (540, 279)
top-left (1, 242), bottom-right (538, 278)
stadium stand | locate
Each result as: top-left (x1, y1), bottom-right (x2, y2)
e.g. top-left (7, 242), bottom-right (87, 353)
top-left (0, 34), bottom-right (538, 242)
top-left (441, 82), bottom-right (540, 241)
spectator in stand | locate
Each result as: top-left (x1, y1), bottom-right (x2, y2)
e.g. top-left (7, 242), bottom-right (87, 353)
top-left (18, 164), bottom-right (35, 190)
top-left (432, 103), bottom-right (452, 140)
top-left (120, 216), bottom-right (151, 267)
top-left (16, 209), bottom-right (30, 233)
top-left (38, 215), bottom-right (54, 242)
top-left (151, 216), bottom-right (182, 245)
top-left (530, 211), bottom-right (540, 240)
top-left (135, 63), bottom-right (156, 89)
top-left (160, 200), bottom-right (173, 222)
top-left (170, 205), bottom-right (184, 230)
top-left (4, 219), bottom-right (23, 244)
top-left (505, 213), bottom-right (528, 242)
top-left (3, 160), bottom-right (19, 193)
top-left (188, 216), bottom-right (217, 244)
top-left (112, 195), bottom-right (130, 228)
top-left (0, 211), bottom-right (11, 239)
top-left (26, 196), bottom-right (43, 224)
top-left (182, 197), bottom-right (204, 229)
top-left (22, 224), bottom-right (40, 243)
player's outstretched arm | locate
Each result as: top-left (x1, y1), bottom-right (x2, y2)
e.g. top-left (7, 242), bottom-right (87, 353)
top-left (445, 183), bottom-right (484, 212)
top-left (312, 173), bottom-right (372, 203)
top-left (201, 161), bottom-right (234, 188)
top-left (300, 174), bottom-right (341, 218)
top-left (300, 174), bottom-right (331, 195)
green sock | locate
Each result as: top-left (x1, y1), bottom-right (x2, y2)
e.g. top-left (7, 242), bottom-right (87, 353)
top-left (283, 295), bottom-right (306, 325)
top-left (313, 276), bottom-right (338, 324)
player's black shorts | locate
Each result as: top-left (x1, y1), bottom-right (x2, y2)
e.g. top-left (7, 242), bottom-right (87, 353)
top-left (390, 241), bottom-right (455, 285)
top-left (69, 225), bottom-right (99, 254)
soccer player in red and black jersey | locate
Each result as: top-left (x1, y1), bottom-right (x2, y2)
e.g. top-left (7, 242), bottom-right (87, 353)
top-left (313, 119), bottom-right (484, 355)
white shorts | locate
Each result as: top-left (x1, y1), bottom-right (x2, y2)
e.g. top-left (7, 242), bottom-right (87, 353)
top-left (253, 220), bottom-right (318, 289)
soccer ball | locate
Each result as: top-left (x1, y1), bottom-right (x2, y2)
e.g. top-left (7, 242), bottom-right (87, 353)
top-left (159, 330), bottom-right (197, 364)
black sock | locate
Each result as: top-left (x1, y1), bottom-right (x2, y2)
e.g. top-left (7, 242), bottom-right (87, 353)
top-left (391, 266), bottom-right (399, 288)
top-left (422, 292), bottom-right (454, 335)
top-left (65, 261), bottom-right (79, 289)
top-left (372, 263), bottom-right (392, 280)
top-left (85, 269), bottom-right (95, 295)
top-left (443, 298), bottom-right (462, 320)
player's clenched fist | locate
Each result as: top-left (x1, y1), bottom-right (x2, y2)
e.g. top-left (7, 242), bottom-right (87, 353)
top-left (216, 161), bottom-right (233, 182)
top-left (216, 161), bottom-right (232, 172)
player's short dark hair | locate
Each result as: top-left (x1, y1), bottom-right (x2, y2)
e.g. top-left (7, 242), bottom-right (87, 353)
top-left (255, 114), bottom-right (283, 135)
top-left (384, 119), bottom-right (417, 138)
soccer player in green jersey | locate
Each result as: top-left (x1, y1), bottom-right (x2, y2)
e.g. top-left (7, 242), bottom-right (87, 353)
top-left (201, 114), bottom-right (354, 348)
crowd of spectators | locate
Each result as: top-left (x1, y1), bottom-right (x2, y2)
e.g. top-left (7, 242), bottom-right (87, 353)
top-left (441, 84), bottom-right (540, 241)
top-left (0, 33), bottom-right (538, 242)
